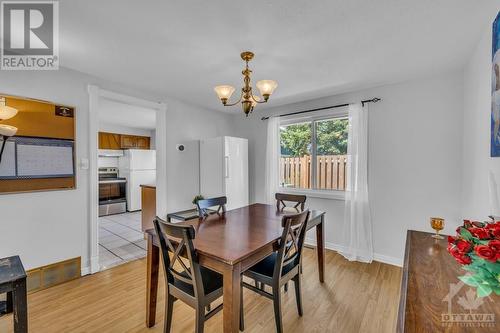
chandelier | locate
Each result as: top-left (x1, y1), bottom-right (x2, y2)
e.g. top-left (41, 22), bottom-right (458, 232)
top-left (214, 51), bottom-right (277, 116)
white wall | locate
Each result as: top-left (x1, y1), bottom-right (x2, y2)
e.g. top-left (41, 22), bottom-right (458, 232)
top-left (150, 130), bottom-right (156, 149)
top-left (0, 68), bottom-right (93, 270)
top-left (164, 98), bottom-right (235, 213)
top-left (462, 16), bottom-right (500, 219)
top-left (234, 71), bottom-right (465, 265)
top-left (0, 67), bottom-right (235, 271)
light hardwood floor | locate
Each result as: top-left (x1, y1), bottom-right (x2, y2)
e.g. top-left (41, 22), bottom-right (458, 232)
top-left (0, 248), bottom-right (401, 333)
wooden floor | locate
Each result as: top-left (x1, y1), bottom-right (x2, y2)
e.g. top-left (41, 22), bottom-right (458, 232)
top-left (0, 248), bottom-right (401, 333)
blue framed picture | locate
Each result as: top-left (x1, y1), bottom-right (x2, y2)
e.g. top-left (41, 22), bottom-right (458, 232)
top-left (492, 12), bottom-right (500, 157)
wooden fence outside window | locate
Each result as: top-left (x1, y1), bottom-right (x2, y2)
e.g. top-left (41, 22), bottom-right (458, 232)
top-left (280, 155), bottom-right (347, 190)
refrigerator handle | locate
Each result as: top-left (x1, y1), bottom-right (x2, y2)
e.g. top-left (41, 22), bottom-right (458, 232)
top-left (225, 156), bottom-right (229, 178)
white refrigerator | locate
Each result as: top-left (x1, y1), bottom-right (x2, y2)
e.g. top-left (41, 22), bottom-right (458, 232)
top-left (200, 136), bottom-right (248, 211)
top-left (119, 149), bottom-right (156, 211)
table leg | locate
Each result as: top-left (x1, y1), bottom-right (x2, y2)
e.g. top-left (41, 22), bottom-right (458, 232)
top-left (316, 215), bottom-right (325, 283)
top-left (12, 278), bottom-right (27, 333)
top-left (222, 263), bottom-right (242, 333)
top-left (146, 233), bottom-right (160, 328)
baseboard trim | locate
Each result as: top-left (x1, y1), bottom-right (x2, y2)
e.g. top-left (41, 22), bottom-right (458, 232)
top-left (305, 238), bottom-right (403, 267)
top-left (90, 255), bottom-right (100, 274)
top-left (81, 266), bottom-right (91, 276)
top-left (373, 253), bottom-right (403, 267)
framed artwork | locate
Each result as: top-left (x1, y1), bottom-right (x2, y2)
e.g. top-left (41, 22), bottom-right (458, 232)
top-left (492, 12), bottom-right (500, 157)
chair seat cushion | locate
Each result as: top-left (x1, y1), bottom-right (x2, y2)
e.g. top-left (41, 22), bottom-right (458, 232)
top-left (246, 252), bottom-right (296, 278)
top-left (173, 266), bottom-right (223, 296)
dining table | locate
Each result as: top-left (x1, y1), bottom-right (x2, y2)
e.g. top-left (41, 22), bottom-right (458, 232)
top-left (144, 203), bottom-right (326, 333)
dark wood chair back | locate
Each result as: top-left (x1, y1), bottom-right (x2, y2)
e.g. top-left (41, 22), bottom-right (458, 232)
top-left (274, 210), bottom-right (310, 279)
top-left (196, 196), bottom-right (227, 218)
top-left (275, 193), bottom-right (306, 212)
top-left (153, 217), bottom-right (205, 298)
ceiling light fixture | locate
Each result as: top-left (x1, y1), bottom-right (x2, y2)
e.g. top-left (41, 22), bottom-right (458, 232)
top-left (214, 51), bottom-right (277, 116)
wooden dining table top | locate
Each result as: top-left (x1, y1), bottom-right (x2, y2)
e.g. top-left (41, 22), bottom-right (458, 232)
top-left (398, 230), bottom-right (500, 332)
top-left (146, 203), bottom-right (325, 266)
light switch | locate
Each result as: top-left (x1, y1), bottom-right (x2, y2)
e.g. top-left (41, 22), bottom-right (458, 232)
top-left (80, 158), bottom-right (89, 170)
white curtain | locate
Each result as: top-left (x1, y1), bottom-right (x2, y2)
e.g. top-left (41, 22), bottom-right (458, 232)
top-left (340, 103), bottom-right (373, 262)
top-left (265, 116), bottom-right (280, 204)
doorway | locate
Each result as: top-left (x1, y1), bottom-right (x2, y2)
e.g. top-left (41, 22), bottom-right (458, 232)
top-left (87, 86), bottom-right (167, 274)
top-left (97, 98), bottom-right (157, 270)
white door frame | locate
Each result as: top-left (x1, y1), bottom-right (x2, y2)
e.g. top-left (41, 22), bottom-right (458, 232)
top-left (87, 85), bottom-right (167, 274)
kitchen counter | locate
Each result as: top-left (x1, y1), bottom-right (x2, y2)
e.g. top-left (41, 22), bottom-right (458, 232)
top-left (140, 184), bottom-right (156, 231)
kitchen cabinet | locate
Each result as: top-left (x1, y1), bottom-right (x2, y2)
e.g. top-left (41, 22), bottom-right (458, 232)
top-left (120, 135), bottom-right (136, 149)
top-left (98, 132), bottom-right (151, 150)
top-left (140, 184), bottom-right (156, 231)
top-left (120, 134), bottom-right (150, 149)
top-left (98, 132), bottom-right (121, 149)
top-left (135, 136), bottom-right (150, 149)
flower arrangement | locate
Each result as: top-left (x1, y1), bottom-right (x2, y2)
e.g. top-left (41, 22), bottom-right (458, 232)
top-left (447, 220), bottom-right (500, 297)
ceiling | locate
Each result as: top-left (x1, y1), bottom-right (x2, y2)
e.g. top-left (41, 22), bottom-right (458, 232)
top-left (60, 0), bottom-right (500, 112)
top-left (98, 99), bottom-right (156, 130)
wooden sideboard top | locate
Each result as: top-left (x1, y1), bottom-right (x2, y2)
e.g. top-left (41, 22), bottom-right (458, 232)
top-left (397, 230), bottom-right (500, 333)
top-left (140, 184), bottom-right (156, 189)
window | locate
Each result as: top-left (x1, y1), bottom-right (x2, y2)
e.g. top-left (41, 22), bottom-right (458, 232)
top-left (279, 115), bottom-right (348, 193)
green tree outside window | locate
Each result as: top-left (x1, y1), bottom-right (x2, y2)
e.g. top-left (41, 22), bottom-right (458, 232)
top-left (280, 118), bottom-right (348, 157)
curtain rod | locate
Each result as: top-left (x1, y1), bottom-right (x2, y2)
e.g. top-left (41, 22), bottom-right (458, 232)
top-left (260, 97), bottom-right (381, 121)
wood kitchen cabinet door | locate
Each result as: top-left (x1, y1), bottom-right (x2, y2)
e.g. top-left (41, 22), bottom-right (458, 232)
top-left (99, 132), bottom-right (121, 149)
top-left (136, 136), bottom-right (150, 149)
top-left (120, 135), bottom-right (137, 149)
top-left (120, 135), bottom-right (150, 149)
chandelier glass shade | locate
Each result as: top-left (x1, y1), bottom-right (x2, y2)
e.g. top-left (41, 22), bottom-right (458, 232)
top-left (0, 98), bottom-right (18, 121)
top-left (214, 51), bottom-right (277, 116)
top-left (0, 97), bottom-right (18, 164)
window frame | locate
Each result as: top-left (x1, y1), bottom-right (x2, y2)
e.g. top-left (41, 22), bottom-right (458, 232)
top-left (278, 107), bottom-right (348, 201)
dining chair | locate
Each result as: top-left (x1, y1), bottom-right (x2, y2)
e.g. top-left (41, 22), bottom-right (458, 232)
top-left (240, 210), bottom-right (310, 333)
top-left (275, 193), bottom-right (306, 212)
top-left (275, 192), bottom-right (307, 292)
top-left (153, 217), bottom-right (224, 333)
top-left (196, 196), bottom-right (227, 218)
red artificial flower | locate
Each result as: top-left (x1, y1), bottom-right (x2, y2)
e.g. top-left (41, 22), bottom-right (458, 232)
top-left (448, 245), bottom-right (472, 265)
top-left (456, 240), bottom-right (472, 253)
top-left (456, 254), bottom-right (472, 265)
top-left (463, 220), bottom-right (472, 228)
top-left (486, 224), bottom-right (500, 239)
top-left (448, 235), bottom-right (456, 244)
top-left (488, 239), bottom-right (500, 253)
top-left (469, 227), bottom-right (491, 240)
top-left (474, 245), bottom-right (498, 262)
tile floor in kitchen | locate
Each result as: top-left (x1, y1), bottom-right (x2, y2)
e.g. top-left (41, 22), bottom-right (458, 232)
top-left (98, 211), bottom-right (146, 270)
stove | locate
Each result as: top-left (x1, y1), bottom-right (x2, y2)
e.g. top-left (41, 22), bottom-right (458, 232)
top-left (98, 167), bottom-right (127, 216)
